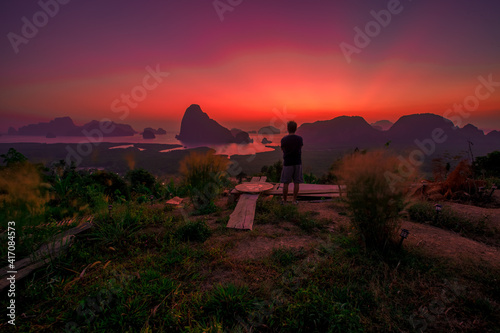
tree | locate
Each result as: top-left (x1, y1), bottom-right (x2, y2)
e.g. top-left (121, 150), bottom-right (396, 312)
top-left (1, 148), bottom-right (27, 166)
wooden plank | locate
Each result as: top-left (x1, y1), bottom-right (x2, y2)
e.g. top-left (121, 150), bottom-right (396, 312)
top-left (0, 220), bottom-right (92, 291)
top-left (267, 184), bottom-right (345, 195)
top-left (227, 194), bottom-right (259, 230)
top-left (250, 176), bottom-right (260, 182)
top-left (298, 193), bottom-right (341, 198)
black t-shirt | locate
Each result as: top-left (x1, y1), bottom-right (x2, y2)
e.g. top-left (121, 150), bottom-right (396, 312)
top-left (281, 134), bottom-right (303, 166)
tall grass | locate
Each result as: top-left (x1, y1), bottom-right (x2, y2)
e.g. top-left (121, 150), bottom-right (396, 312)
top-left (0, 162), bottom-right (53, 260)
top-left (0, 162), bottom-right (49, 221)
top-left (339, 150), bottom-right (415, 251)
top-left (179, 151), bottom-right (229, 213)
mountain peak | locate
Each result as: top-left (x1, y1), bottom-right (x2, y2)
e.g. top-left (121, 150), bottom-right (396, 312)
top-left (176, 105), bottom-right (235, 144)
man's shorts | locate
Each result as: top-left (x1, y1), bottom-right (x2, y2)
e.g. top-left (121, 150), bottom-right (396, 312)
top-left (280, 164), bottom-right (304, 184)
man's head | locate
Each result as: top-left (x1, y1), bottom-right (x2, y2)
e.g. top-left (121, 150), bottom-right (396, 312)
top-left (287, 121), bottom-right (297, 134)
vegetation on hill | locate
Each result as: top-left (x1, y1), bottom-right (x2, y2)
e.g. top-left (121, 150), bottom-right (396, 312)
top-left (0, 148), bottom-right (499, 332)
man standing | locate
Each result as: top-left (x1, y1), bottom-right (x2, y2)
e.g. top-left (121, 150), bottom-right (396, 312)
top-left (280, 121), bottom-right (303, 204)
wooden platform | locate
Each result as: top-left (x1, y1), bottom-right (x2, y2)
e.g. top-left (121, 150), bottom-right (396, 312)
top-left (227, 176), bottom-right (268, 230)
top-left (227, 178), bottom-right (345, 230)
top-left (230, 183), bottom-right (345, 198)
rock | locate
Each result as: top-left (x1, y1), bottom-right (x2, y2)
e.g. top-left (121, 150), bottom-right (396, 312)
top-left (14, 117), bottom-right (137, 137)
top-left (176, 104), bottom-right (235, 144)
top-left (297, 115), bottom-right (384, 148)
top-left (142, 129), bottom-right (156, 139)
top-left (157, 128), bottom-right (167, 135)
top-left (7, 127), bottom-right (17, 135)
top-left (258, 126), bottom-right (280, 135)
top-left (370, 120), bottom-right (393, 131)
top-left (81, 120), bottom-right (136, 137)
top-left (234, 131), bottom-right (253, 144)
top-left (261, 137), bottom-right (272, 144)
top-left (231, 128), bottom-right (244, 136)
top-left (17, 117), bottom-right (79, 136)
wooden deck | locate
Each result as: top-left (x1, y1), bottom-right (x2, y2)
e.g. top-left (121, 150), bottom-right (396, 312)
top-left (230, 183), bottom-right (345, 198)
top-left (227, 178), bottom-right (344, 230)
top-left (227, 176), bottom-right (268, 230)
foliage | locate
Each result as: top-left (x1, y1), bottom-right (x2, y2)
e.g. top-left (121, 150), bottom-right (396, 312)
top-left (175, 219), bottom-right (211, 242)
top-left (270, 246), bottom-right (306, 266)
top-left (408, 201), bottom-right (493, 243)
top-left (474, 150), bottom-right (500, 179)
top-left (179, 151), bottom-right (229, 213)
top-left (126, 168), bottom-right (157, 196)
top-left (89, 205), bottom-right (141, 246)
top-left (91, 170), bottom-right (129, 201)
top-left (260, 160), bottom-right (283, 183)
top-left (304, 172), bottom-right (319, 184)
top-left (320, 158), bottom-right (342, 184)
top-left (0, 147), bottom-right (28, 166)
top-left (255, 198), bottom-right (325, 232)
top-left (202, 283), bottom-right (255, 326)
top-left (0, 161), bottom-right (49, 222)
top-left (339, 150), bottom-right (414, 251)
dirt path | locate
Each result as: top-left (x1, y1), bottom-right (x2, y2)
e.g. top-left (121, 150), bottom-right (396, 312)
top-left (208, 199), bottom-right (500, 270)
top-left (297, 201), bottom-right (500, 269)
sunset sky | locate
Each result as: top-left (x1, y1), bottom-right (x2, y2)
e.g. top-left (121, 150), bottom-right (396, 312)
top-left (1, 0), bottom-right (500, 133)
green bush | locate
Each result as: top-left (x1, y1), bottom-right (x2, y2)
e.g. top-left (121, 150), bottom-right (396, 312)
top-left (175, 219), bottom-right (211, 243)
top-left (408, 201), bottom-right (489, 238)
top-left (270, 246), bottom-right (306, 266)
top-left (202, 283), bottom-right (255, 326)
top-left (126, 168), bottom-right (157, 196)
top-left (339, 150), bottom-right (413, 251)
top-left (261, 160), bottom-right (283, 183)
top-left (179, 151), bottom-right (229, 213)
top-left (91, 170), bottom-right (129, 200)
top-left (278, 284), bottom-right (362, 332)
top-left (90, 206), bottom-right (140, 246)
top-left (474, 150), bottom-right (500, 178)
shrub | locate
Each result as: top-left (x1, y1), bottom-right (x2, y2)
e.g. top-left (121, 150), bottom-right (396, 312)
top-left (339, 150), bottom-right (415, 251)
top-left (474, 150), bottom-right (500, 178)
top-left (0, 148), bottom-right (27, 166)
top-left (126, 168), bottom-right (156, 196)
top-left (175, 219), bottom-right (211, 242)
top-left (261, 160), bottom-right (283, 183)
top-left (91, 170), bottom-right (129, 200)
top-left (270, 246), bottom-right (306, 266)
top-left (0, 161), bottom-right (49, 222)
top-left (90, 205), bottom-right (140, 246)
top-left (179, 151), bottom-right (229, 213)
top-left (202, 283), bottom-right (255, 326)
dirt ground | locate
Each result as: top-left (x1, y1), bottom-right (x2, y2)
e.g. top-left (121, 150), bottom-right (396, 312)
top-left (298, 201), bottom-right (500, 270)
top-left (204, 198), bottom-right (500, 271)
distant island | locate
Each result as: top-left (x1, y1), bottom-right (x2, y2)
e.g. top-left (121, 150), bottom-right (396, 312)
top-left (258, 126), bottom-right (280, 135)
top-left (4, 108), bottom-right (499, 154)
top-left (176, 104), bottom-right (253, 144)
top-left (297, 113), bottom-right (500, 154)
top-left (7, 116), bottom-right (137, 137)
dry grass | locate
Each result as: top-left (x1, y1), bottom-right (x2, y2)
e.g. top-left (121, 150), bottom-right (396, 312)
top-left (0, 162), bottom-right (49, 221)
top-left (339, 150), bottom-right (417, 251)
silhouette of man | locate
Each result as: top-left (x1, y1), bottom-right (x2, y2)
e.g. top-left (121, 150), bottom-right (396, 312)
top-left (280, 121), bottom-right (303, 204)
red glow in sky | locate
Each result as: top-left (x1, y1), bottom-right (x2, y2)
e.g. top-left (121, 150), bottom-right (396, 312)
top-left (1, 0), bottom-right (499, 132)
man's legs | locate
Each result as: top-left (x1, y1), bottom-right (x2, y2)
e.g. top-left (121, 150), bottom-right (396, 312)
top-left (283, 183), bottom-right (289, 202)
top-left (292, 183), bottom-right (299, 203)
